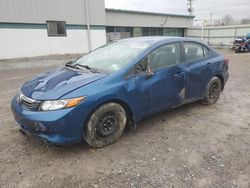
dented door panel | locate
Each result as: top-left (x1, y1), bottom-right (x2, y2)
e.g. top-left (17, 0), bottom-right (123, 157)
top-left (186, 58), bottom-right (213, 100)
top-left (134, 64), bottom-right (187, 119)
top-left (150, 65), bottom-right (187, 113)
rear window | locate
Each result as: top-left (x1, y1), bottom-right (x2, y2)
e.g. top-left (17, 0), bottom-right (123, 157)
top-left (149, 43), bottom-right (181, 70)
top-left (184, 42), bottom-right (209, 62)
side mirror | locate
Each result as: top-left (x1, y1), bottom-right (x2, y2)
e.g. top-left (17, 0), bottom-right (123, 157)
top-left (145, 70), bottom-right (154, 79)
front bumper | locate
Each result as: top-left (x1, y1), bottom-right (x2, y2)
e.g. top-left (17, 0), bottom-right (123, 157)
top-left (11, 97), bottom-right (92, 145)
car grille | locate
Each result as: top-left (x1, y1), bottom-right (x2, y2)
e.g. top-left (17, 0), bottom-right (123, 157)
top-left (20, 95), bottom-right (41, 111)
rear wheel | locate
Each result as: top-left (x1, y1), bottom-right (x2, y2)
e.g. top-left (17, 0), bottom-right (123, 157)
top-left (201, 77), bottom-right (222, 105)
top-left (83, 103), bottom-right (127, 148)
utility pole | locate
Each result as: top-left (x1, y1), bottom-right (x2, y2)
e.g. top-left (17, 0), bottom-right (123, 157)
top-left (187, 0), bottom-right (194, 29)
top-left (209, 12), bottom-right (213, 26)
top-left (208, 12), bottom-right (213, 45)
top-left (84, 0), bottom-right (92, 52)
top-left (187, 0), bottom-right (194, 16)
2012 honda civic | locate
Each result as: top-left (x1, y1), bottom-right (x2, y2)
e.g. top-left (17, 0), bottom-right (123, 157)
top-left (11, 37), bottom-right (229, 147)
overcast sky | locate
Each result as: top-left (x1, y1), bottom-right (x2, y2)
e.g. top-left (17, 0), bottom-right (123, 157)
top-left (105, 0), bottom-right (250, 23)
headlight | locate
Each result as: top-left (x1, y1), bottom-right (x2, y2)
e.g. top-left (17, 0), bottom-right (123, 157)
top-left (16, 90), bottom-right (24, 103)
top-left (39, 96), bottom-right (85, 111)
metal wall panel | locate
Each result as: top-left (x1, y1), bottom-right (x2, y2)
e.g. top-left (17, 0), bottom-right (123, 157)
top-left (0, 0), bottom-right (191, 28)
top-left (88, 0), bottom-right (106, 25)
top-left (106, 9), bottom-right (193, 28)
top-left (187, 24), bottom-right (250, 47)
top-left (0, 0), bottom-right (106, 25)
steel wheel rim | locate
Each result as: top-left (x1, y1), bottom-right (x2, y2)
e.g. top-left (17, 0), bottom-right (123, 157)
top-left (209, 82), bottom-right (220, 99)
top-left (97, 112), bottom-right (118, 137)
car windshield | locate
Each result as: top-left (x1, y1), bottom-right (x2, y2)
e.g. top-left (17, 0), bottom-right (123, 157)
top-left (71, 41), bottom-right (150, 73)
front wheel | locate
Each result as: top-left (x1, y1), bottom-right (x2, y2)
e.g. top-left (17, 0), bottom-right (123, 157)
top-left (83, 103), bottom-right (127, 148)
top-left (201, 77), bottom-right (222, 105)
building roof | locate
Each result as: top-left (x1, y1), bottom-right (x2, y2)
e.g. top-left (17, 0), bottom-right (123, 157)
top-left (105, 8), bottom-right (195, 19)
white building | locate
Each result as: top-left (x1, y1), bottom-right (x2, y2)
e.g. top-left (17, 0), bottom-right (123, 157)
top-left (0, 0), bottom-right (194, 59)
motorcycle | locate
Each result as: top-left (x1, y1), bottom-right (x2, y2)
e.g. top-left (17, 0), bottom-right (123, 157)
top-left (233, 38), bottom-right (250, 53)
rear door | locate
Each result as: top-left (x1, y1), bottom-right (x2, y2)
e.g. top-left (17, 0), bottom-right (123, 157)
top-left (183, 42), bottom-right (213, 100)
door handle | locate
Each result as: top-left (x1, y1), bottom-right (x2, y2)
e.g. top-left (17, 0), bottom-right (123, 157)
top-left (173, 72), bottom-right (183, 78)
top-left (206, 63), bottom-right (212, 69)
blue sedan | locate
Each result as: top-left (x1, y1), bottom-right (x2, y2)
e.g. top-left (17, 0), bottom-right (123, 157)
top-left (11, 37), bottom-right (229, 147)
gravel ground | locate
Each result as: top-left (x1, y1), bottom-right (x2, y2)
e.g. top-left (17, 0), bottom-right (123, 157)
top-left (0, 50), bottom-right (250, 188)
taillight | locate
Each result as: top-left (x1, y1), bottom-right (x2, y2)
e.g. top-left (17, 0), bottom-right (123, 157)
top-left (224, 58), bottom-right (229, 65)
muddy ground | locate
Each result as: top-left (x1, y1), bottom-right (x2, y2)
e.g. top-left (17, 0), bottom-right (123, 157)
top-left (0, 51), bottom-right (250, 188)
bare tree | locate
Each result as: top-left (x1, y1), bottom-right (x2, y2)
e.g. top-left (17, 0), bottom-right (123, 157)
top-left (213, 19), bottom-right (222, 26)
top-left (211, 15), bottom-right (250, 26)
top-left (221, 15), bottom-right (236, 25)
top-left (240, 17), bottom-right (250, 24)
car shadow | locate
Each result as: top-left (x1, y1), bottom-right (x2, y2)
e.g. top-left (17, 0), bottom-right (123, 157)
top-left (123, 101), bottom-right (202, 135)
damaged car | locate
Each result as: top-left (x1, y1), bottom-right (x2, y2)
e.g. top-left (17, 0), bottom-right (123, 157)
top-left (11, 37), bottom-right (229, 147)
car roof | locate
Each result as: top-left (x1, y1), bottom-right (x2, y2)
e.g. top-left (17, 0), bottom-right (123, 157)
top-left (120, 36), bottom-right (196, 45)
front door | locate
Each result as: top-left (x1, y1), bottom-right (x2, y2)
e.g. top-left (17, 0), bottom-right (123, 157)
top-left (135, 42), bottom-right (186, 118)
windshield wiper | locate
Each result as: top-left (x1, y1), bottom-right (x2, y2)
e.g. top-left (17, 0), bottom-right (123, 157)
top-left (74, 64), bottom-right (100, 73)
top-left (65, 62), bottom-right (100, 73)
top-left (65, 62), bottom-right (80, 70)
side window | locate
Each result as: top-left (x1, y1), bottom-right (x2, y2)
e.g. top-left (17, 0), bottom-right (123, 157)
top-left (184, 42), bottom-right (209, 62)
top-left (126, 43), bottom-right (182, 78)
top-left (149, 43), bottom-right (181, 70)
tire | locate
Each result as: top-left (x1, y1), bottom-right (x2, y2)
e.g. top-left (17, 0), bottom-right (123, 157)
top-left (201, 77), bottom-right (222, 105)
top-left (83, 103), bottom-right (127, 148)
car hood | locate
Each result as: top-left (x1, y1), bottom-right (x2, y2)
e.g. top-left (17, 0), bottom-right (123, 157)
top-left (21, 67), bottom-right (108, 100)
